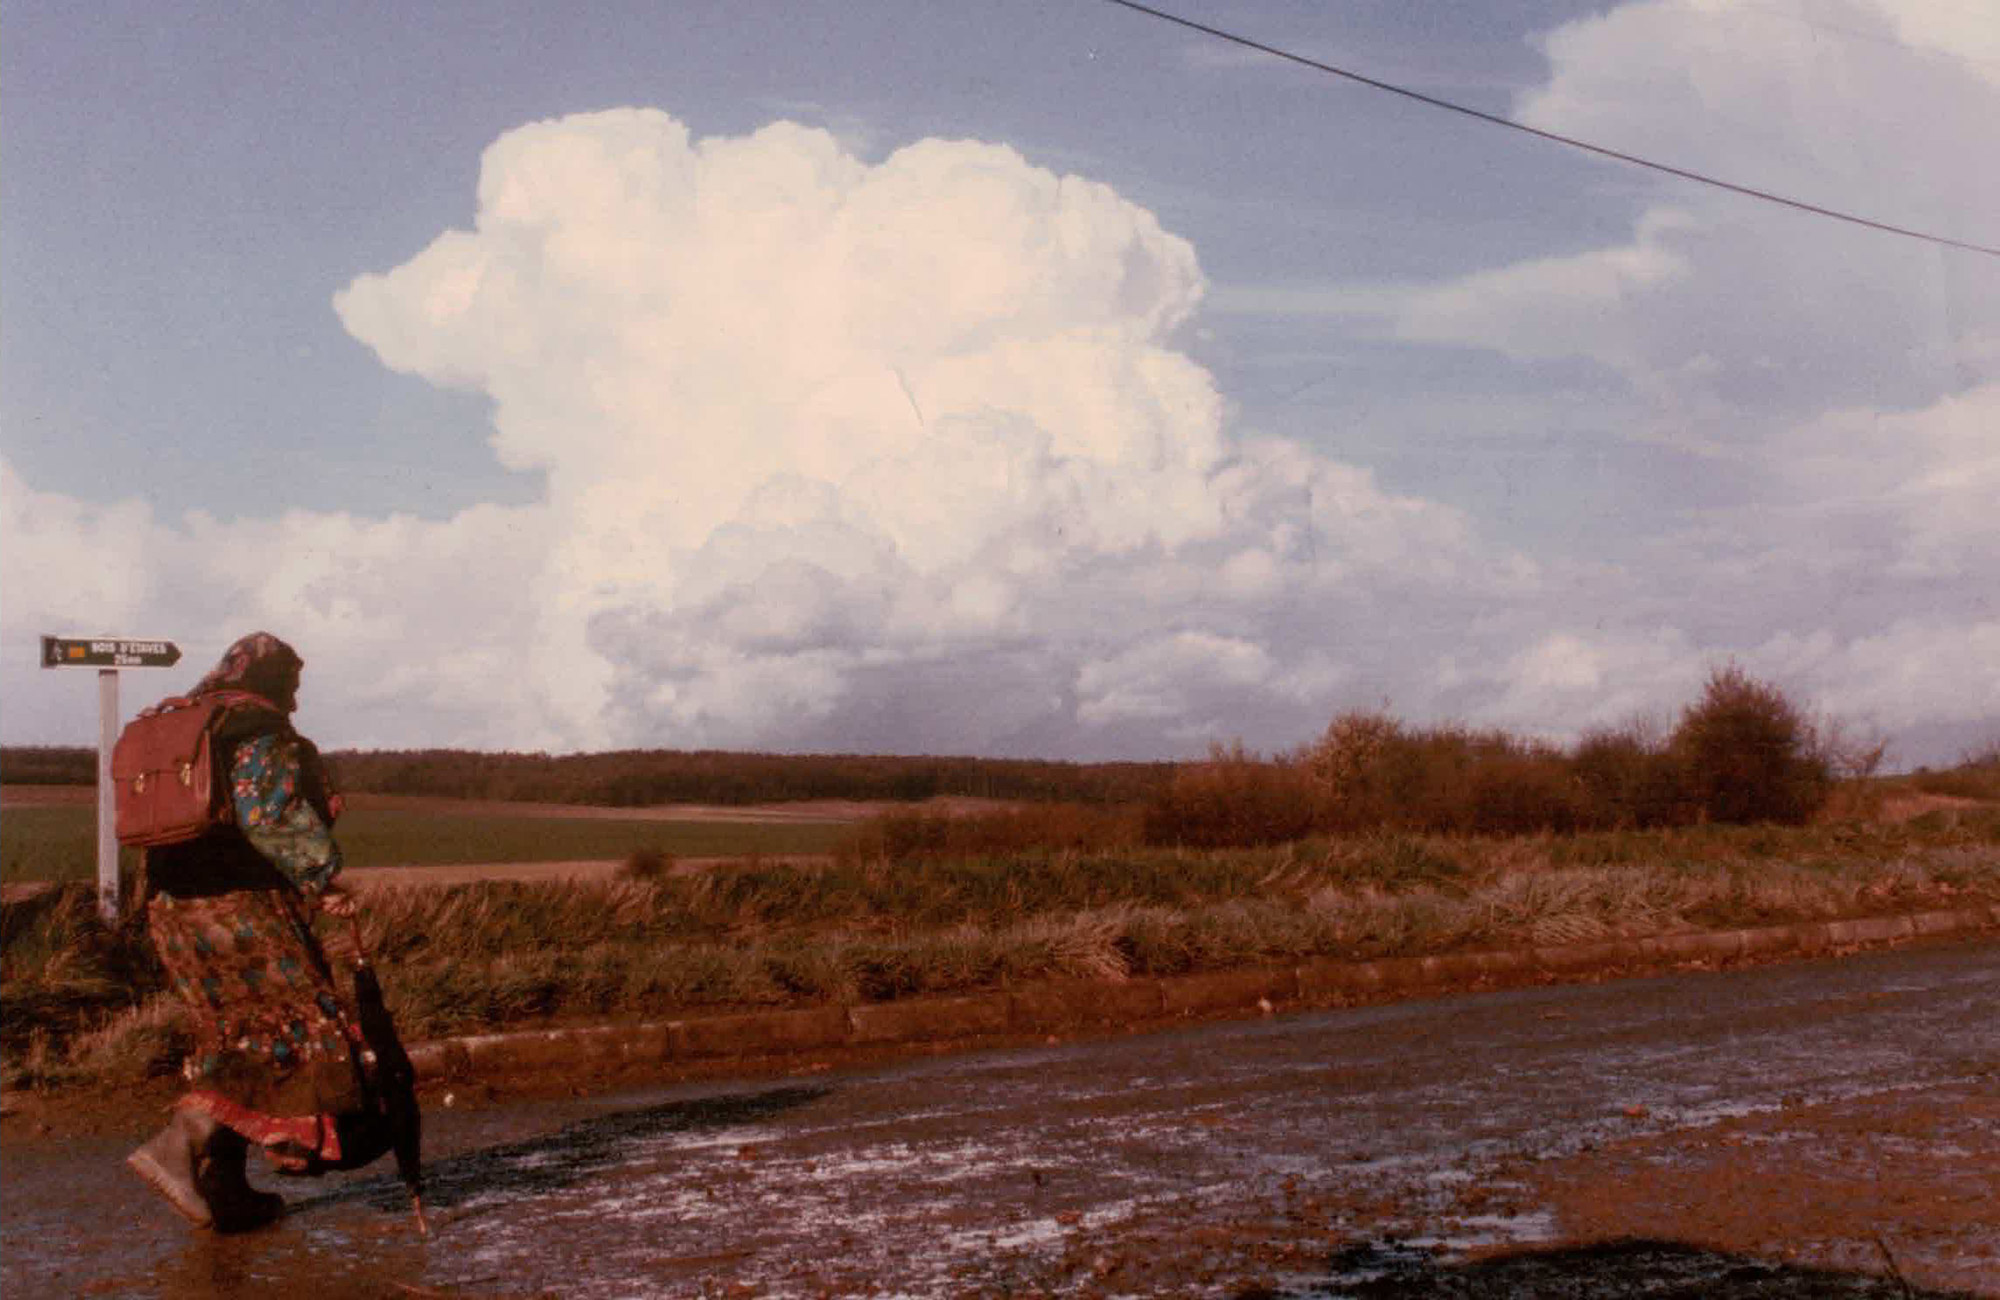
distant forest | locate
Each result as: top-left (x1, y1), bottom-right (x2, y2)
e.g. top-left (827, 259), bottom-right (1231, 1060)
top-left (0, 745), bottom-right (1177, 807)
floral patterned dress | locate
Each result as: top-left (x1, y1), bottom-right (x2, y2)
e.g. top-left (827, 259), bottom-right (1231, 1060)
top-left (146, 728), bottom-right (388, 1174)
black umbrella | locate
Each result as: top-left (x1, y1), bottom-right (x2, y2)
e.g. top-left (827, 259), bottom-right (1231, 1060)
top-left (347, 915), bottom-right (427, 1234)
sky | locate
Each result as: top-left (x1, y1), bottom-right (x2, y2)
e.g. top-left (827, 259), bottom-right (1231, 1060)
top-left (3, 0), bottom-right (1995, 766)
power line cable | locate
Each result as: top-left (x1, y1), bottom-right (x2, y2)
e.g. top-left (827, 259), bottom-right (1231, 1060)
top-left (1097, 0), bottom-right (2000, 258)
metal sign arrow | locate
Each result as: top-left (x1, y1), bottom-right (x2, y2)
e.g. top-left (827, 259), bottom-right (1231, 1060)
top-left (40, 636), bottom-right (183, 669)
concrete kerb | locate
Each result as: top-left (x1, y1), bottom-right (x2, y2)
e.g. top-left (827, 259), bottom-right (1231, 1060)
top-left (403, 905), bottom-right (2000, 1082)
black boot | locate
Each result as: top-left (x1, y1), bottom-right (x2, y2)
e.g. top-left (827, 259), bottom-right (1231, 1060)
top-left (197, 1124), bottom-right (286, 1232)
top-left (126, 1107), bottom-right (219, 1229)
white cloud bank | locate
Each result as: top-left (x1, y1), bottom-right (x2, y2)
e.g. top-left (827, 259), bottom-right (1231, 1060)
top-left (4, 110), bottom-right (1482, 755)
top-left (1421, 0), bottom-right (2000, 419)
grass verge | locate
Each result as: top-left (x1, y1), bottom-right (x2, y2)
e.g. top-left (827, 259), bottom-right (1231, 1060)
top-left (6, 809), bottom-right (1997, 1092)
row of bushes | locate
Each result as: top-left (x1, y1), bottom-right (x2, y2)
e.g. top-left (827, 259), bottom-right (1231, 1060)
top-left (1141, 667), bottom-right (1866, 848)
top-left (833, 667), bottom-right (1970, 862)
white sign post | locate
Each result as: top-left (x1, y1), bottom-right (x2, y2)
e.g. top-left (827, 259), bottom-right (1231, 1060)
top-left (98, 668), bottom-right (118, 923)
top-left (40, 635), bottom-right (184, 923)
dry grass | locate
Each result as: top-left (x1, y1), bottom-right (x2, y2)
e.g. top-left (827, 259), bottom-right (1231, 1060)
top-left (7, 810), bottom-right (1998, 1089)
top-left (834, 803), bottom-right (1143, 864)
top-left (1911, 740), bottom-right (2000, 803)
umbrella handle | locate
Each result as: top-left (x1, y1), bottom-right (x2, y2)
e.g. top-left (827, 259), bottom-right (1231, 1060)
top-left (346, 912), bottom-right (373, 968)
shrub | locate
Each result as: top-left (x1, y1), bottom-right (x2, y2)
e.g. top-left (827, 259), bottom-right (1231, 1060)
top-left (836, 803), bottom-right (1141, 865)
top-left (1303, 712), bottom-right (1408, 832)
top-left (1670, 665), bottom-right (1831, 825)
top-left (1809, 717), bottom-right (1892, 821)
top-left (1304, 713), bottom-right (1589, 837)
top-left (619, 848), bottom-right (677, 880)
top-left (1572, 724), bottom-right (1690, 829)
top-left (1140, 743), bottom-right (1318, 848)
top-left (1466, 751), bottom-right (1590, 835)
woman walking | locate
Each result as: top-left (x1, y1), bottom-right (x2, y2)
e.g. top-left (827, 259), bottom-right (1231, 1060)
top-left (126, 632), bottom-right (409, 1232)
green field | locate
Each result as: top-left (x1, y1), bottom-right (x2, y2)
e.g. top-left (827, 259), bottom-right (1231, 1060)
top-left (0, 805), bottom-right (844, 883)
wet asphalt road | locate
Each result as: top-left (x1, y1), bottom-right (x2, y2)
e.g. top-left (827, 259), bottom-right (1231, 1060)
top-left (5, 939), bottom-right (1997, 1298)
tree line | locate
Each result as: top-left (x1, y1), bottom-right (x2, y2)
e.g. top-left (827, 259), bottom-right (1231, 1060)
top-left (9, 666), bottom-right (1950, 843)
top-left (0, 743), bottom-right (1174, 807)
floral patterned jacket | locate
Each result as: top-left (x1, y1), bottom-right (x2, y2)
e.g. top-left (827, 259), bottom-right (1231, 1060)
top-left (229, 732), bottom-right (343, 896)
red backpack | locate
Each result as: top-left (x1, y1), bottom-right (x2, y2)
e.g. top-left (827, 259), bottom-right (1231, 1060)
top-left (110, 691), bottom-right (280, 847)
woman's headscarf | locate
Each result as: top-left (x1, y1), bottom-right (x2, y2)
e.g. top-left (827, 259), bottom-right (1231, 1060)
top-left (192, 632), bottom-right (304, 713)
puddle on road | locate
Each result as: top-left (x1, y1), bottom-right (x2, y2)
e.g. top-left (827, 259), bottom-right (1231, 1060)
top-left (21, 1067), bottom-right (1975, 1299)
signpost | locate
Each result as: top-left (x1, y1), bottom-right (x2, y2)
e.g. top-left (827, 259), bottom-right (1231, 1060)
top-left (40, 636), bottom-right (184, 922)
top-left (41, 636), bottom-right (182, 670)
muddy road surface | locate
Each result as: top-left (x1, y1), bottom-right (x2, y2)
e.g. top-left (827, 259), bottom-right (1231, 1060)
top-left (6, 940), bottom-right (1996, 1298)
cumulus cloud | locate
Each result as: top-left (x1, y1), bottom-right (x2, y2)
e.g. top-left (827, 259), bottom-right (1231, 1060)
top-left (1766, 620), bottom-right (2000, 733)
top-left (4, 110), bottom-right (1485, 756)
top-left (1777, 381), bottom-right (2000, 580)
top-left (1519, 0), bottom-right (2000, 200)
top-left (1465, 627), bottom-right (1705, 737)
top-left (2, 454), bottom-right (562, 746)
top-left (320, 109), bottom-right (1517, 753)
top-left (1390, 207), bottom-right (1695, 374)
top-left (1443, 370), bottom-right (2000, 756)
top-left (1387, 0), bottom-right (2000, 424)
top-left (1, 460), bottom-right (161, 630)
